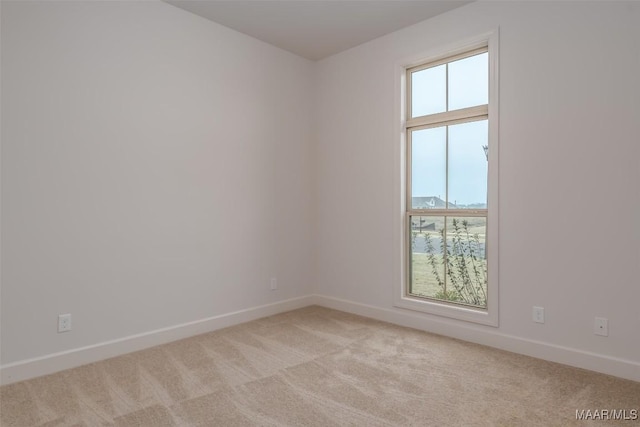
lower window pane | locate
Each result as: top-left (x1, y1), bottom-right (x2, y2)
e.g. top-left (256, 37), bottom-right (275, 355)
top-left (410, 216), bottom-right (487, 309)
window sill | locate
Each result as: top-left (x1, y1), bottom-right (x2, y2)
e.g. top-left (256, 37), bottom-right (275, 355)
top-left (394, 294), bottom-right (499, 327)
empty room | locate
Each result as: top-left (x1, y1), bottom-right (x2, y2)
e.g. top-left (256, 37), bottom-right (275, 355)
top-left (1, 0), bottom-right (639, 425)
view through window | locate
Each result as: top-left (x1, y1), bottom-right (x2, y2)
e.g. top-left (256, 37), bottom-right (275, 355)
top-left (406, 48), bottom-right (489, 309)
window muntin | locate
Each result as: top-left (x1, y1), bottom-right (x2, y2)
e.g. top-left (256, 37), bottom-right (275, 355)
top-left (406, 47), bottom-right (489, 310)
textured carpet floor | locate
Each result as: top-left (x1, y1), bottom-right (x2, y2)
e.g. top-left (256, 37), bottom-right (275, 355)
top-left (1, 306), bottom-right (639, 426)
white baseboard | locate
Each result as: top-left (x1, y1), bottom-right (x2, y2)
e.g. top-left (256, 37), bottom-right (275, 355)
top-left (313, 294), bottom-right (640, 383)
top-left (3, 294), bottom-right (638, 386)
top-left (0, 295), bottom-right (315, 386)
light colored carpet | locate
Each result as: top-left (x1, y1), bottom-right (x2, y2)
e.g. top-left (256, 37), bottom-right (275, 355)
top-left (1, 306), bottom-right (638, 426)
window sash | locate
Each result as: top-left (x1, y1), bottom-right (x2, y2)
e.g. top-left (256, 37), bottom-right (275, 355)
top-left (406, 212), bottom-right (489, 310)
top-left (406, 115), bottom-right (488, 214)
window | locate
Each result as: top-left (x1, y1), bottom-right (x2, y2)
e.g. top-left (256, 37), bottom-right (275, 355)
top-left (396, 33), bottom-right (498, 326)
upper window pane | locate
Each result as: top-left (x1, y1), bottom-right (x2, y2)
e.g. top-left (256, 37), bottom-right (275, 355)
top-left (411, 64), bottom-right (446, 117)
top-left (448, 52), bottom-right (488, 111)
top-left (448, 120), bottom-right (488, 208)
top-left (411, 127), bottom-right (446, 209)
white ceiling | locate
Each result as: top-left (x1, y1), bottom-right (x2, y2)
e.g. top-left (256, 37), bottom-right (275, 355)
top-left (164, 1), bottom-right (472, 61)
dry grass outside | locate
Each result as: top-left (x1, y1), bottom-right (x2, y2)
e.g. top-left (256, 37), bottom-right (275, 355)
top-left (410, 252), bottom-right (487, 307)
top-left (410, 252), bottom-right (444, 297)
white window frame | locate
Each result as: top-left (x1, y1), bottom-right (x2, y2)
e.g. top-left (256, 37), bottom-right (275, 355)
top-left (393, 30), bottom-right (499, 326)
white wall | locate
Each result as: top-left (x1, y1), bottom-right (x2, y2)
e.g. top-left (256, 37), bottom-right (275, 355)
top-left (315, 1), bottom-right (640, 378)
top-left (1, 1), bottom-right (314, 369)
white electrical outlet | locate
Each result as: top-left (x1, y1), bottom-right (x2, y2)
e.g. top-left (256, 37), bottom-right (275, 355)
top-left (533, 306), bottom-right (545, 324)
top-left (594, 317), bottom-right (608, 336)
top-left (58, 313), bottom-right (72, 333)
top-left (270, 277), bottom-right (277, 290)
